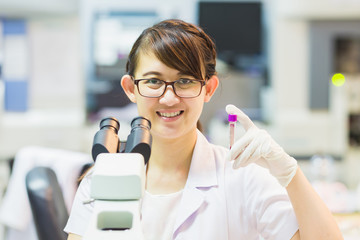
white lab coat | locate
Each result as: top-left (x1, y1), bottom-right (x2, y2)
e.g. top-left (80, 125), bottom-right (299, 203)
top-left (65, 130), bottom-right (298, 239)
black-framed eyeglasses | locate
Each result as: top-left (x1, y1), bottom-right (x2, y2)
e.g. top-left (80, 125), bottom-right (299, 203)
top-left (132, 78), bottom-right (206, 98)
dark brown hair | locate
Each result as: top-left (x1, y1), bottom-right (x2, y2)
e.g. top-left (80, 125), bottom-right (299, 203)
top-left (126, 19), bottom-right (217, 80)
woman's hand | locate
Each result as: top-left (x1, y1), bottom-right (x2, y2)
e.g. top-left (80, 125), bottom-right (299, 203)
top-left (225, 104), bottom-right (297, 187)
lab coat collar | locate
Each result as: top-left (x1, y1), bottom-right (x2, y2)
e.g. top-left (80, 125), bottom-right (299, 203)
top-left (144, 130), bottom-right (217, 188)
top-left (185, 129), bottom-right (218, 188)
top-left (173, 130), bottom-right (218, 237)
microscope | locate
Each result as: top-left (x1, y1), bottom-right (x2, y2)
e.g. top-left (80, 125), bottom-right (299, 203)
top-left (83, 116), bottom-right (152, 240)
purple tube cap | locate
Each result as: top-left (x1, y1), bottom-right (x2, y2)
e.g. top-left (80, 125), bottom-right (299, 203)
top-left (228, 114), bottom-right (237, 122)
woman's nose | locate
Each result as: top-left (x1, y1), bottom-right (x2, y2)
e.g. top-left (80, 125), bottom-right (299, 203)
top-left (159, 86), bottom-right (180, 106)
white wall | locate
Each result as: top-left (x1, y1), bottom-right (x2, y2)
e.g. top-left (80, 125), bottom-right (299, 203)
top-left (0, 11), bottom-right (88, 161)
top-left (0, 0), bottom-right (78, 16)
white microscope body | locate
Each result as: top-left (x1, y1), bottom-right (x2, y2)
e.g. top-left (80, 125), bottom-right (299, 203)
top-left (83, 116), bottom-right (152, 240)
top-left (83, 152), bottom-right (145, 240)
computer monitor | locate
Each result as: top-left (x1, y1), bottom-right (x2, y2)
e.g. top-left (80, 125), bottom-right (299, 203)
top-left (198, 2), bottom-right (262, 65)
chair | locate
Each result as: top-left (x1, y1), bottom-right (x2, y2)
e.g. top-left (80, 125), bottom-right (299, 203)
top-left (26, 167), bottom-right (68, 240)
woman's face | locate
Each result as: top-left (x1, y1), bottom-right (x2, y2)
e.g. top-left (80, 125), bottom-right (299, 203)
top-left (122, 52), bottom-right (218, 140)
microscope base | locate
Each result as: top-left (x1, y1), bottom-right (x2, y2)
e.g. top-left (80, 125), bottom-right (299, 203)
top-left (83, 200), bottom-right (144, 240)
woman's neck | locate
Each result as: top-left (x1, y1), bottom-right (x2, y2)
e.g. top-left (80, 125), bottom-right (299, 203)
top-left (149, 129), bottom-right (198, 172)
top-left (145, 128), bottom-right (198, 194)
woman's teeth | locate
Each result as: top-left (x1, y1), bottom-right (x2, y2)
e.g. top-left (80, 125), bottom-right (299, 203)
top-left (159, 111), bottom-right (182, 118)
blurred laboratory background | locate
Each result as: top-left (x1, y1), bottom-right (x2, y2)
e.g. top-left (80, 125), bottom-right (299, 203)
top-left (0, 0), bottom-right (360, 239)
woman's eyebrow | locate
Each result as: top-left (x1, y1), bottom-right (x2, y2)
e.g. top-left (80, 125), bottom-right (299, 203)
top-left (142, 71), bottom-right (183, 77)
top-left (142, 71), bottom-right (162, 77)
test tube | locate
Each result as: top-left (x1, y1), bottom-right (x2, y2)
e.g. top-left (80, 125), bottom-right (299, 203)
top-left (228, 114), bottom-right (237, 149)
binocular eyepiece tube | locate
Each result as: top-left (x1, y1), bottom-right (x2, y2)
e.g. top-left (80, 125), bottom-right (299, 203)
top-left (124, 117), bottom-right (152, 164)
top-left (92, 116), bottom-right (152, 165)
top-left (92, 117), bottom-right (120, 161)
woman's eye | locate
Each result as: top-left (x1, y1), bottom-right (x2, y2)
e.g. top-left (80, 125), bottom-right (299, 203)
top-left (145, 79), bottom-right (162, 85)
top-left (178, 79), bottom-right (195, 84)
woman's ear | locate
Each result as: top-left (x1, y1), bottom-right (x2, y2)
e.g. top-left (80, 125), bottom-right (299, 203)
top-left (204, 75), bottom-right (219, 102)
top-left (121, 75), bottom-right (137, 103)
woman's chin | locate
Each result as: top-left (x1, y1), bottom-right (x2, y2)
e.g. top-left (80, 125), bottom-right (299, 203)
top-left (152, 129), bottom-right (180, 140)
top-left (151, 125), bottom-right (197, 141)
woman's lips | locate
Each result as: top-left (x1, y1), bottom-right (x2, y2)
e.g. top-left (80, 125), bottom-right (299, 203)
top-left (156, 110), bottom-right (184, 121)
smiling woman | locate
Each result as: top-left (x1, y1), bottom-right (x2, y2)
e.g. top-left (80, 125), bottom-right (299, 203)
top-left (121, 51), bottom-right (217, 141)
top-left (65, 19), bottom-right (343, 240)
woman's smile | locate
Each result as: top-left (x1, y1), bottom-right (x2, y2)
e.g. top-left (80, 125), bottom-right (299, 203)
top-left (156, 110), bottom-right (184, 121)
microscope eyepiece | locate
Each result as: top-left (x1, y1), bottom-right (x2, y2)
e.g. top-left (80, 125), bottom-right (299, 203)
top-left (130, 116), bottom-right (151, 131)
top-left (99, 117), bottom-right (120, 133)
top-left (92, 117), bottom-right (120, 161)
